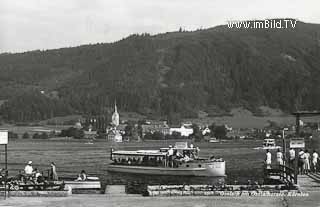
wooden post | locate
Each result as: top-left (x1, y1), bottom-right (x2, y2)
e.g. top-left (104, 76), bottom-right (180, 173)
top-left (4, 144), bottom-right (8, 199)
top-left (296, 114), bottom-right (300, 136)
top-left (294, 148), bottom-right (298, 184)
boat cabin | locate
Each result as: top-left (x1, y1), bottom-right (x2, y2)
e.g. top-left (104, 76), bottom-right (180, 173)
top-left (110, 142), bottom-right (200, 168)
top-left (263, 139), bottom-right (276, 147)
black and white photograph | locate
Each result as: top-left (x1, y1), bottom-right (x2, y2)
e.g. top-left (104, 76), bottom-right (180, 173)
top-left (0, 0), bottom-right (320, 206)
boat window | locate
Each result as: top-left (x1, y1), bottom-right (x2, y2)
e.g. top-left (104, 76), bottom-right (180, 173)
top-left (186, 165), bottom-right (189, 167)
top-left (198, 164), bottom-right (202, 168)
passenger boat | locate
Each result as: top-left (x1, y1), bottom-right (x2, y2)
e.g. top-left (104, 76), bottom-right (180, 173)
top-left (107, 142), bottom-right (226, 184)
top-left (254, 139), bottom-right (281, 150)
top-left (61, 176), bottom-right (101, 193)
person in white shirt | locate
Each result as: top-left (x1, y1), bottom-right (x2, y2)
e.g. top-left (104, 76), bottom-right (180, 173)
top-left (167, 145), bottom-right (174, 167)
top-left (303, 150), bottom-right (310, 174)
top-left (265, 149), bottom-right (272, 169)
top-left (289, 148), bottom-right (295, 167)
top-left (312, 150), bottom-right (319, 172)
top-left (276, 149), bottom-right (283, 166)
top-left (24, 161), bottom-right (33, 175)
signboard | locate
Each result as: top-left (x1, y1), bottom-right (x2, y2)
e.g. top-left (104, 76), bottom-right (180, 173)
top-left (0, 130), bottom-right (8, 145)
top-left (290, 138), bottom-right (305, 149)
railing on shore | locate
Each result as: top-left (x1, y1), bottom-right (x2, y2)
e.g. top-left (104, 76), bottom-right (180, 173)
top-left (264, 164), bottom-right (295, 186)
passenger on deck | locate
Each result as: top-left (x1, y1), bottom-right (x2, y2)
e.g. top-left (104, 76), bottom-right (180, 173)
top-left (195, 147), bottom-right (200, 158)
top-left (182, 154), bottom-right (191, 162)
top-left (167, 145), bottom-right (174, 167)
top-left (176, 151), bottom-right (183, 159)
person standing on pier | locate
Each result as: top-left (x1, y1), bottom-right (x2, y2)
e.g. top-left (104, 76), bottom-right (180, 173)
top-left (298, 149), bottom-right (305, 175)
top-left (50, 162), bottom-right (58, 181)
top-left (289, 148), bottom-right (295, 168)
top-left (276, 149), bottom-right (283, 166)
top-left (265, 149), bottom-right (272, 169)
top-left (303, 150), bottom-right (310, 174)
top-left (312, 150), bottom-right (319, 172)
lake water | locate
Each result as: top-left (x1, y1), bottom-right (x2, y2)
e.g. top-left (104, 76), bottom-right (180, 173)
top-left (1, 139), bottom-right (268, 187)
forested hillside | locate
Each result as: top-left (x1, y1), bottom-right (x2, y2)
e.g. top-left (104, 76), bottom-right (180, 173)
top-left (1, 20), bottom-right (320, 122)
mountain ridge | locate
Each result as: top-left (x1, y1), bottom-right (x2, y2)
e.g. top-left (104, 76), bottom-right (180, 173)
top-left (1, 20), bottom-right (320, 122)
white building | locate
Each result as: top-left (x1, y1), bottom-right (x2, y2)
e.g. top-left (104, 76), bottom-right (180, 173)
top-left (170, 125), bottom-right (194, 137)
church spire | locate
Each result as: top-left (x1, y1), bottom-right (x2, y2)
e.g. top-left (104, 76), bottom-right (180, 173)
top-left (114, 100), bottom-right (117, 113)
top-left (111, 99), bottom-right (119, 127)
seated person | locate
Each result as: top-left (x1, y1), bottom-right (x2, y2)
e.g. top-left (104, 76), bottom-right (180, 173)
top-left (183, 154), bottom-right (191, 162)
top-left (175, 151), bottom-right (184, 159)
top-left (76, 170), bottom-right (87, 181)
top-left (33, 168), bottom-right (44, 183)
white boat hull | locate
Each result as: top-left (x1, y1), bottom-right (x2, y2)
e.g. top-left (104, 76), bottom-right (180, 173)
top-left (107, 161), bottom-right (225, 177)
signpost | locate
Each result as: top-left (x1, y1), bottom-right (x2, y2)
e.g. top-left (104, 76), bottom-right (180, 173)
top-left (290, 138), bottom-right (305, 149)
top-left (0, 130), bottom-right (8, 199)
top-left (290, 138), bottom-right (305, 184)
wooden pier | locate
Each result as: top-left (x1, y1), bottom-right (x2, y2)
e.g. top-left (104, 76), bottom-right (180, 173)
top-left (298, 172), bottom-right (320, 192)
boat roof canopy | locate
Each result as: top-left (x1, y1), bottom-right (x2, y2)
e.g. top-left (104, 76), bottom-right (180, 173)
top-left (112, 150), bottom-right (167, 156)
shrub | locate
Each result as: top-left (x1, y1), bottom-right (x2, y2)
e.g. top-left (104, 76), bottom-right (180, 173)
top-left (22, 132), bottom-right (30, 139)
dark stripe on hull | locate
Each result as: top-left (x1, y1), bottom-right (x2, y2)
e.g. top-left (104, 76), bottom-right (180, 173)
top-left (107, 165), bottom-right (225, 177)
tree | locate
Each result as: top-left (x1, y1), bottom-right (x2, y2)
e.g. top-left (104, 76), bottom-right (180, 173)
top-left (59, 127), bottom-right (84, 139)
top-left (124, 123), bottom-right (134, 136)
top-left (213, 125), bottom-right (227, 140)
top-left (143, 132), bottom-right (153, 140)
top-left (171, 131), bottom-right (182, 139)
top-left (209, 123), bottom-right (216, 137)
top-left (189, 124), bottom-right (203, 142)
top-left (152, 131), bottom-right (164, 140)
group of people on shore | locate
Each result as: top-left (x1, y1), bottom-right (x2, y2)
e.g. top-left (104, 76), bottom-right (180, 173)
top-left (265, 148), bottom-right (319, 174)
top-left (23, 161), bottom-right (58, 182)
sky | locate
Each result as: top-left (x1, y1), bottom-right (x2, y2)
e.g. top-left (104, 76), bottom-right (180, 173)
top-left (0, 0), bottom-right (319, 53)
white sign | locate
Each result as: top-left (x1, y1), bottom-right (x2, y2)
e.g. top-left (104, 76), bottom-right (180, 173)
top-left (290, 138), bottom-right (305, 149)
top-left (0, 130), bottom-right (8, 145)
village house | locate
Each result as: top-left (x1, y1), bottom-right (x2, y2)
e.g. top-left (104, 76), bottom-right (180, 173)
top-left (170, 124), bottom-right (194, 137)
top-left (141, 120), bottom-right (170, 137)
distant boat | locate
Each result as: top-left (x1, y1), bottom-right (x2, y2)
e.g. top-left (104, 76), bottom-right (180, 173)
top-left (254, 139), bottom-right (281, 150)
top-left (208, 138), bottom-right (219, 143)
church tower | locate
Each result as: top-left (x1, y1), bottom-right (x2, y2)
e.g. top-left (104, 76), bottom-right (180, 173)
top-left (111, 100), bottom-right (119, 127)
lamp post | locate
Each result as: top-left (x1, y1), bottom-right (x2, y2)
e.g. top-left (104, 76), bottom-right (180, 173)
top-left (282, 128), bottom-right (288, 164)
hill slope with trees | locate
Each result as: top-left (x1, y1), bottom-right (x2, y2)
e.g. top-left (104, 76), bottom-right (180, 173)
top-left (1, 20), bottom-right (320, 122)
